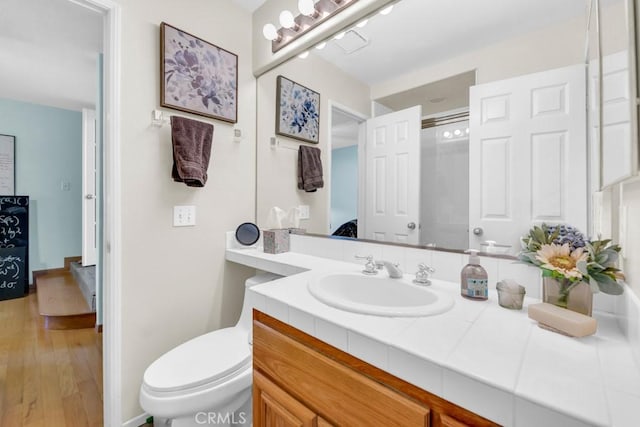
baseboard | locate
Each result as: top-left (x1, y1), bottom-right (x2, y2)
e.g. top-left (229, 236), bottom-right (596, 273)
top-left (122, 412), bottom-right (150, 427)
top-left (64, 255), bottom-right (82, 269)
top-left (96, 324), bottom-right (103, 333)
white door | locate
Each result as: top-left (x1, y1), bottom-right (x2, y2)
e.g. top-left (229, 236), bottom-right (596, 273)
top-left (82, 109), bottom-right (97, 266)
top-left (362, 105), bottom-right (422, 244)
top-left (469, 64), bottom-right (587, 252)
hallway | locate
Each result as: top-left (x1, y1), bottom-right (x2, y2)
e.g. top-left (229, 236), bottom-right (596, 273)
top-left (0, 293), bottom-right (103, 426)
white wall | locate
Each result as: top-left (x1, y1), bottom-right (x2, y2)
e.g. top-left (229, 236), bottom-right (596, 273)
top-left (256, 54), bottom-right (370, 234)
top-left (620, 180), bottom-right (640, 297)
top-left (115, 0), bottom-right (256, 422)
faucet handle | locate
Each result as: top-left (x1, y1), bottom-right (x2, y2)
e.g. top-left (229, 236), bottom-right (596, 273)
top-left (413, 263), bottom-right (435, 285)
top-left (355, 255), bottom-right (378, 275)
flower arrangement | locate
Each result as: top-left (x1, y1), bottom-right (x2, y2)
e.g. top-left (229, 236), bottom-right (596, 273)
top-left (518, 224), bottom-right (625, 297)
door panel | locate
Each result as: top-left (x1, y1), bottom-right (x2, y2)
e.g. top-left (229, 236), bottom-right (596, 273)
top-left (469, 64), bottom-right (587, 251)
top-left (364, 106), bottom-right (422, 245)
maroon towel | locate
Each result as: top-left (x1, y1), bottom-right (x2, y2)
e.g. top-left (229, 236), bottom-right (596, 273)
top-left (171, 116), bottom-right (214, 187)
top-left (297, 145), bottom-right (323, 192)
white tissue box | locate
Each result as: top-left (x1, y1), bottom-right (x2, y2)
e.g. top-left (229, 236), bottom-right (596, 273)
top-left (263, 229), bottom-right (290, 254)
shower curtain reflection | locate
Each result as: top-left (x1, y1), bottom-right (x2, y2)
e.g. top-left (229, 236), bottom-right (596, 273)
top-left (420, 117), bottom-right (470, 249)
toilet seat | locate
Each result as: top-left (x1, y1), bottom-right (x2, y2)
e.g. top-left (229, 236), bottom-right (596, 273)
top-left (143, 327), bottom-right (251, 393)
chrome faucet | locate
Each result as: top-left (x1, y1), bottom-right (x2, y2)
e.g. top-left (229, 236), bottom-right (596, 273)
top-left (376, 260), bottom-right (403, 279)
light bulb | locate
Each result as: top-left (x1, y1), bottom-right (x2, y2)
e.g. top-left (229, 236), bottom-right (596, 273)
top-left (298, 0), bottom-right (316, 16)
top-left (465, 128), bottom-right (470, 134)
top-left (315, 41), bottom-right (327, 50)
top-left (443, 131), bottom-right (452, 138)
top-left (279, 10), bottom-right (296, 29)
top-left (379, 5), bottom-right (394, 15)
top-left (298, 51), bottom-right (310, 59)
top-left (262, 23), bottom-right (279, 41)
top-left (356, 19), bottom-right (368, 28)
top-left (334, 31), bottom-right (346, 40)
top-left (454, 129), bottom-right (462, 136)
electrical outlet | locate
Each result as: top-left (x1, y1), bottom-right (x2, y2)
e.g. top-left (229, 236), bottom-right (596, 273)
top-left (298, 205), bottom-right (310, 220)
top-left (173, 205), bottom-right (196, 226)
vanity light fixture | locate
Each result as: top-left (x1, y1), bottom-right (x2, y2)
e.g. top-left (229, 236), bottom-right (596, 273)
top-left (298, 50), bottom-right (310, 59)
top-left (315, 41), bottom-right (327, 49)
top-left (356, 18), bottom-right (368, 28)
top-left (262, 23), bottom-right (280, 41)
top-left (298, 0), bottom-right (318, 17)
top-left (279, 10), bottom-right (298, 30)
top-left (263, 0), bottom-right (361, 53)
top-left (334, 31), bottom-right (346, 40)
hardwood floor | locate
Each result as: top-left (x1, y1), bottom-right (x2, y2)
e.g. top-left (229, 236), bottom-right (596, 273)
top-left (36, 272), bottom-right (96, 330)
top-left (0, 292), bottom-right (103, 426)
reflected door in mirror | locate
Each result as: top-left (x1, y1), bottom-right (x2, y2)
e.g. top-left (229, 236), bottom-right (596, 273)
top-left (469, 64), bottom-right (588, 251)
top-left (362, 106), bottom-right (422, 244)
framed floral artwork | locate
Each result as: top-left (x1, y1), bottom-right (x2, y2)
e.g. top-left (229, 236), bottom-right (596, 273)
top-left (276, 76), bottom-right (320, 144)
top-left (160, 22), bottom-right (238, 123)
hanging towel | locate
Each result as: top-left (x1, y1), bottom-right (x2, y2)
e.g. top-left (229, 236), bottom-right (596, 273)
top-left (170, 116), bottom-right (214, 187)
top-left (297, 145), bottom-right (324, 192)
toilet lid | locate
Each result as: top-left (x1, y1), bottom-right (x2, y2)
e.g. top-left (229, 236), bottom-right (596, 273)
top-left (143, 327), bottom-right (251, 392)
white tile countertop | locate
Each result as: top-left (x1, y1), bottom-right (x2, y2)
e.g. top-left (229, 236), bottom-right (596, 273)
top-left (226, 245), bottom-right (640, 426)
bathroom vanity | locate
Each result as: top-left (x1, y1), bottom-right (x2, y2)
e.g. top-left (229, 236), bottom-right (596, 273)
top-left (253, 310), bottom-right (495, 426)
top-left (227, 233), bottom-right (640, 426)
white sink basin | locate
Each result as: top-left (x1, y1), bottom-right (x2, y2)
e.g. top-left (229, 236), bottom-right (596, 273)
top-left (308, 272), bottom-right (454, 317)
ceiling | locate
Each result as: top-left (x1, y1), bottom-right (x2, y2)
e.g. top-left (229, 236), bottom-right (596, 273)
top-left (377, 71), bottom-right (476, 115)
top-left (313, 0), bottom-right (594, 85)
top-left (232, 0), bottom-right (268, 13)
top-left (0, 0), bottom-right (103, 111)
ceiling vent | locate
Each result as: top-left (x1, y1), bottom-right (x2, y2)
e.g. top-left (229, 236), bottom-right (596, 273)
top-left (334, 29), bottom-right (369, 54)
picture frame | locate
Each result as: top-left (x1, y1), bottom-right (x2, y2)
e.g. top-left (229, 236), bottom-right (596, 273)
top-left (160, 22), bottom-right (238, 123)
top-left (0, 135), bottom-right (15, 196)
top-left (276, 75), bottom-right (320, 144)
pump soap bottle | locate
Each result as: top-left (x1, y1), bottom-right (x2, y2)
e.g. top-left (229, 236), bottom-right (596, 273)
top-left (461, 249), bottom-right (488, 300)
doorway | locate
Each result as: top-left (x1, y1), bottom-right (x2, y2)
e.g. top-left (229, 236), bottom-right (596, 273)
top-left (328, 103), bottom-right (366, 238)
top-left (0, 0), bottom-right (122, 424)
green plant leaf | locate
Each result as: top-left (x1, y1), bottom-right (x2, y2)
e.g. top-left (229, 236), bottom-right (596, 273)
top-left (589, 277), bottom-right (601, 293)
top-left (591, 273), bottom-right (624, 295)
top-left (576, 260), bottom-right (589, 276)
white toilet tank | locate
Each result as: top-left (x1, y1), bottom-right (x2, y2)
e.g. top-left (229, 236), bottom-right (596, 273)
top-left (236, 272), bottom-right (282, 332)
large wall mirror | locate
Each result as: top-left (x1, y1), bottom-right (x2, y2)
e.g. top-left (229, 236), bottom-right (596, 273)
top-left (255, 0), bottom-right (637, 255)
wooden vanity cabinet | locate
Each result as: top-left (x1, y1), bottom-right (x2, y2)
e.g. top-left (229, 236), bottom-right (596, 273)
top-left (253, 311), bottom-right (498, 427)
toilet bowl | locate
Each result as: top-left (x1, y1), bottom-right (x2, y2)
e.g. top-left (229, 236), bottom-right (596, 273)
top-left (139, 272), bottom-right (283, 427)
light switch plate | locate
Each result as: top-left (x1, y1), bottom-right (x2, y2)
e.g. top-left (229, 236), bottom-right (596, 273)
top-left (173, 205), bottom-right (196, 227)
top-left (298, 205), bottom-right (310, 220)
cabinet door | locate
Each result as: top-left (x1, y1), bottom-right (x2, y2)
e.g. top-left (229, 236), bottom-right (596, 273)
top-left (254, 319), bottom-right (430, 426)
top-left (438, 413), bottom-right (470, 427)
top-left (254, 370), bottom-right (319, 427)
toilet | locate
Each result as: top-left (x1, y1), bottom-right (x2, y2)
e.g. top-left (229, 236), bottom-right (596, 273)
top-left (139, 272), bottom-right (283, 427)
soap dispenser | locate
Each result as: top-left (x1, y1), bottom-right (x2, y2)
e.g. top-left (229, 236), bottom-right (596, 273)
top-left (461, 249), bottom-right (488, 300)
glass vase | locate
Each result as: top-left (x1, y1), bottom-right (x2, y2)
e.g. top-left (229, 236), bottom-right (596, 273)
top-left (542, 277), bottom-right (593, 316)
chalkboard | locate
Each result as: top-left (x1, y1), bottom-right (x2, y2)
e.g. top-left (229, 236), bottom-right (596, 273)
top-left (0, 135), bottom-right (15, 196)
top-left (0, 246), bottom-right (26, 300)
top-left (0, 196), bottom-right (29, 295)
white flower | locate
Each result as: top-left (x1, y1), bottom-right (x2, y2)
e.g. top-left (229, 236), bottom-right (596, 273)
top-left (535, 243), bottom-right (588, 280)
